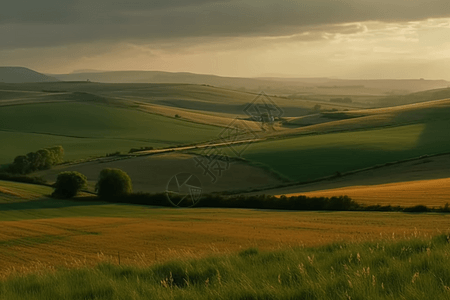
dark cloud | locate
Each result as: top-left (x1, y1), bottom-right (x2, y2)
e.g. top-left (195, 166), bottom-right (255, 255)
top-left (2, 0), bottom-right (450, 48)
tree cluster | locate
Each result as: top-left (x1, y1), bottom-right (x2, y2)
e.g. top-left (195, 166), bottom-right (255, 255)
top-left (8, 146), bottom-right (64, 174)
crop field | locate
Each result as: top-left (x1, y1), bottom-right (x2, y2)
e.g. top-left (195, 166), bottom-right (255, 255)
top-left (0, 102), bottom-right (223, 164)
top-left (1, 197), bottom-right (450, 278)
top-left (286, 178), bottom-right (450, 207)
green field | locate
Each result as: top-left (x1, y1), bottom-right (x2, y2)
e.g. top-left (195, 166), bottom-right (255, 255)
top-left (0, 180), bottom-right (53, 203)
top-left (242, 121), bottom-right (450, 181)
top-left (0, 102), bottom-right (223, 164)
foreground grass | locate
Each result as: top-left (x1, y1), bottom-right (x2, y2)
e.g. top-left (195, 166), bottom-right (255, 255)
top-left (1, 235), bottom-right (450, 299)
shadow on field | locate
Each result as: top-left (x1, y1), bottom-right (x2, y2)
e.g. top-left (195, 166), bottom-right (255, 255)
top-left (0, 198), bottom-right (106, 211)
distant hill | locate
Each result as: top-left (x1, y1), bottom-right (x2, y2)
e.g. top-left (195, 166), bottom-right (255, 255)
top-left (0, 67), bottom-right (58, 83)
top-left (52, 70), bottom-right (450, 94)
top-left (378, 87), bottom-right (450, 106)
top-left (52, 71), bottom-right (271, 90)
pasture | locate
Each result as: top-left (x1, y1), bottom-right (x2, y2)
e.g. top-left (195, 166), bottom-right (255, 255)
top-left (0, 102), bottom-right (223, 164)
top-left (35, 153), bottom-right (284, 194)
top-left (242, 122), bottom-right (450, 181)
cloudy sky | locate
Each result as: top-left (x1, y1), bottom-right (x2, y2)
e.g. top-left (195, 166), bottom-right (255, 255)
top-left (2, 0), bottom-right (450, 79)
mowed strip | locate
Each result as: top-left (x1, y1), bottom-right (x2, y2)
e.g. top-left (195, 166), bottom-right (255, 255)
top-left (1, 208), bottom-right (450, 277)
top-left (284, 178), bottom-right (450, 207)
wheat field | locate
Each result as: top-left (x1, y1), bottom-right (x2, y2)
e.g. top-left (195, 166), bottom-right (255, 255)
top-left (285, 177), bottom-right (450, 207)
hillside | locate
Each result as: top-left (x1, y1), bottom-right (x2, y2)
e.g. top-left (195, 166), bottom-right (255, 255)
top-left (0, 67), bottom-right (58, 83)
top-left (378, 87), bottom-right (450, 106)
top-left (235, 98), bottom-right (450, 182)
top-left (256, 152), bottom-right (450, 203)
top-left (288, 178), bottom-right (450, 207)
top-left (0, 180), bottom-right (53, 203)
top-left (34, 152), bottom-right (284, 194)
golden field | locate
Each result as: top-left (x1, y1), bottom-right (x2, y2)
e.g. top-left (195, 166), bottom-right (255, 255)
top-left (1, 206), bottom-right (450, 278)
top-left (285, 178), bottom-right (450, 207)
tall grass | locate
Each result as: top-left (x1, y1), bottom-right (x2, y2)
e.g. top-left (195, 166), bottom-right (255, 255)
top-left (2, 234), bottom-right (450, 299)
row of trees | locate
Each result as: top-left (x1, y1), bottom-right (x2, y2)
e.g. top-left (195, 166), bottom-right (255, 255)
top-left (8, 146), bottom-right (64, 174)
top-left (53, 168), bottom-right (132, 199)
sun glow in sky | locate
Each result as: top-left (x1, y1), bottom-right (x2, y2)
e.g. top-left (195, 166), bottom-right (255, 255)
top-left (2, 1), bottom-right (450, 79)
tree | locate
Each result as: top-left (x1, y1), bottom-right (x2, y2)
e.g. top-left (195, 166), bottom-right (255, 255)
top-left (47, 146), bottom-right (64, 164)
top-left (95, 168), bottom-right (132, 198)
top-left (36, 149), bottom-right (52, 169)
top-left (8, 155), bottom-right (29, 174)
top-left (52, 171), bottom-right (87, 199)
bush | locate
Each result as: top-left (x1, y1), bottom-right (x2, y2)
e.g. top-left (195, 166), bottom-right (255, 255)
top-left (52, 171), bottom-right (87, 199)
top-left (96, 168), bottom-right (132, 198)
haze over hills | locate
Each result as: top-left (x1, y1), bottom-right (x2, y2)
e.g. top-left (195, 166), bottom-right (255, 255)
top-left (2, 66), bottom-right (448, 95)
top-left (52, 70), bottom-right (450, 94)
top-left (0, 67), bottom-right (58, 83)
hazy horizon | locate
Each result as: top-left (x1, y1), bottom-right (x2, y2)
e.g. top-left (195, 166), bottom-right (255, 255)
top-left (2, 1), bottom-right (450, 80)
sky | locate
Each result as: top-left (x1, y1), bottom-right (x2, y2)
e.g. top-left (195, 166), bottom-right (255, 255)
top-left (2, 0), bottom-right (450, 79)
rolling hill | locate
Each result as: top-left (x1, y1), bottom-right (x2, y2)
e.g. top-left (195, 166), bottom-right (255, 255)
top-left (234, 98), bottom-right (450, 182)
top-left (0, 67), bottom-right (58, 83)
top-left (0, 101), bottom-right (224, 164)
top-left (257, 151), bottom-right (450, 207)
top-left (289, 178), bottom-right (450, 207)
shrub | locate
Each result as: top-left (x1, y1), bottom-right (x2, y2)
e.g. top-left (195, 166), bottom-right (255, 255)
top-left (52, 171), bottom-right (87, 199)
top-left (96, 168), bottom-right (132, 198)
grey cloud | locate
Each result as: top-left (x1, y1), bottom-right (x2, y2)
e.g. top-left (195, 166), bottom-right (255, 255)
top-left (2, 0), bottom-right (450, 49)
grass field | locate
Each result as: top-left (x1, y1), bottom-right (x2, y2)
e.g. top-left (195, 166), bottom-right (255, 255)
top-left (35, 153), bottom-right (284, 194)
top-left (242, 122), bottom-right (450, 181)
top-left (0, 102), bottom-right (223, 164)
top-left (0, 180), bottom-right (53, 203)
top-left (2, 234), bottom-right (450, 299)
